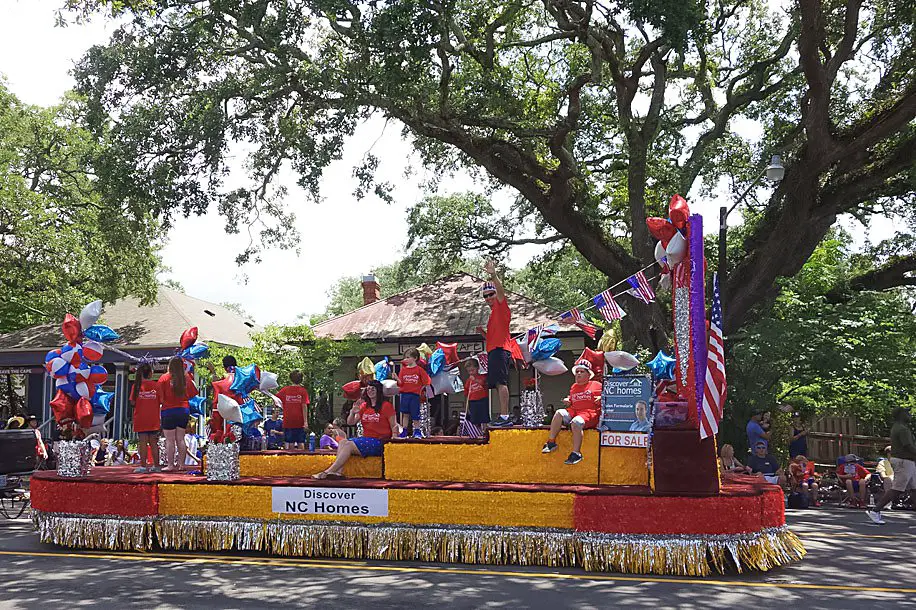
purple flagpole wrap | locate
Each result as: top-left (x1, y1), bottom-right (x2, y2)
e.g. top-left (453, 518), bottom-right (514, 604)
top-left (689, 214), bottom-right (707, 425)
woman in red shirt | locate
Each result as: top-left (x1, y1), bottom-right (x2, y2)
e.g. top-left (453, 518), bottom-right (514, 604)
top-left (158, 356), bottom-right (198, 472)
top-left (130, 362), bottom-right (161, 473)
top-left (313, 380), bottom-right (397, 479)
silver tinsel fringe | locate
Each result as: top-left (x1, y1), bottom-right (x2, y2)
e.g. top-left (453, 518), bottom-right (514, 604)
top-left (419, 401), bottom-right (431, 436)
top-left (31, 512), bottom-right (805, 576)
top-left (520, 390), bottom-right (545, 427)
top-left (674, 285), bottom-right (690, 386)
top-left (205, 443), bottom-right (240, 481)
top-left (56, 440), bottom-right (92, 478)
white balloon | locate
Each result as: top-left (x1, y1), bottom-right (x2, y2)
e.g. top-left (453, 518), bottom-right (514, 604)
top-left (259, 371), bottom-right (279, 391)
top-left (381, 379), bottom-right (400, 397)
top-left (654, 241), bottom-right (668, 266)
top-left (75, 382), bottom-right (90, 398)
top-left (605, 351), bottom-right (639, 370)
top-left (666, 232), bottom-right (687, 267)
top-left (217, 394), bottom-right (243, 424)
top-left (79, 300), bottom-right (103, 331)
top-left (431, 370), bottom-right (464, 395)
top-left (91, 413), bottom-right (106, 427)
top-left (532, 357), bottom-right (568, 376)
top-left (658, 273), bottom-right (672, 291)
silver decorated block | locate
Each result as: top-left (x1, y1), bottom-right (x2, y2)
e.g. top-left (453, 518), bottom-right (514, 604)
top-left (520, 389), bottom-right (545, 427)
top-left (206, 442), bottom-right (240, 481)
top-left (56, 440), bottom-right (92, 478)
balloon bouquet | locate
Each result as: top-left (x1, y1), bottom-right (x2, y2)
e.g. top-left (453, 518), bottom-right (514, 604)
top-left (45, 301), bottom-right (118, 439)
top-left (215, 363), bottom-right (279, 449)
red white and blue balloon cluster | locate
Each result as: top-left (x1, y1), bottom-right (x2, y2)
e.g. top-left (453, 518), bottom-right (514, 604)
top-left (646, 194), bottom-right (690, 291)
top-left (44, 301), bottom-right (117, 432)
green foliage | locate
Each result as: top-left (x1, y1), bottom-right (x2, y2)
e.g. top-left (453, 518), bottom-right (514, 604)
top-left (0, 80), bottom-right (160, 333)
top-left (200, 324), bottom-right (370, 433)
top-left (722, 233), bottom-right (916, 453)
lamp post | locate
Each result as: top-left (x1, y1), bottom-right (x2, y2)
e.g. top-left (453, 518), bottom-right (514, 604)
top-left (718, 155), bottom-right (785, 305)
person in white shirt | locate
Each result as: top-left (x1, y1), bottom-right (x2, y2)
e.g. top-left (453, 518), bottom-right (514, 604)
top-left (183, 419), bottom-right (202, 468)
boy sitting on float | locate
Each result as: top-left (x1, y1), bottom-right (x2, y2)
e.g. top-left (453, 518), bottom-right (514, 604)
top-left (541, 359), bottom-right (602, 465)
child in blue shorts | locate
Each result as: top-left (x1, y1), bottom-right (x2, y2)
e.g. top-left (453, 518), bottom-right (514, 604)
top-left (464, 358), bottom-right (490, 425)
top-left (397, 348), bottom-right (431, 439)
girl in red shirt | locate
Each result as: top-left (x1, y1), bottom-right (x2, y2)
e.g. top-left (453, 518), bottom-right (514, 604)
top-left (542, 360), bottom-right (602, 465)
top-left (313, 380), bottom-right (398, 479)
top-left (158, 356), bottom-right (198, 472)
top-left (130, 362), bottom-right (161, 473)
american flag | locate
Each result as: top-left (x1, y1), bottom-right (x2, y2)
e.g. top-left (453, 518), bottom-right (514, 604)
top-left (526, 325), bottom-right (543, 353)
top-left (700, 274), bottom-right (726, 440)
top-left (459, 410), bottom-right (483, 438)
top-left (593, 289), bottom-right (626, 322)
top-left (560, 308), bottom-right (599, 339)
top-left (625, 271), bottom-right (655, 304)
top-left (475, 352), bottom-right (488, 374)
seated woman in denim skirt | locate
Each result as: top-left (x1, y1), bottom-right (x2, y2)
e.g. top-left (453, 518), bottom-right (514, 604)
top-left (313, 380), bottom-right (397, 479)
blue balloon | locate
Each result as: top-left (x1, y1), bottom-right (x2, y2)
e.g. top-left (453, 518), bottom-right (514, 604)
top-left (189, 395), bottom-right (205, 416)
top-left (181, 343), bottom-right (210, 360)
top-left (646, 351), bottom-right (676, 380)
top-left (239, 398), bottom-right (263, 426)
top-left (374, 357), bottom-right (390, 382)
top-left (531, 338), bottom-right (562, 361)
top-left (91, 388), bottom-right (114, 414)
top-left (428, 349), bottom-right (446, 377)
top-left (84, 324), bottom-right (120, 343)
top-left (230, 364), bottom-right (260, 396)
top-left (57, 381), bottom-right (80, 401)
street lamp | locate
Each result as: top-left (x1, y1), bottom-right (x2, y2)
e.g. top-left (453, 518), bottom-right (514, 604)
top-left (718, 154), bottom-right (784, 302)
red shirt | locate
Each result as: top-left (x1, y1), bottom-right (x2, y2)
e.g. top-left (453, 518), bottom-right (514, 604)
top-left (486, 297), bottom-right (513, 352)
top-left (359, 400), bottom-right (396, 439)
top-left (158, 372), bottom-right (198, 410)
top-left (837, 462), bottom-right (869, 480)
top-left (131, 379), bottom-right (162, 433)
top-left (398, 365), bottom-right (431, 395)
top-left (568, 381), bottom-right (602, 414)
top-left (464, 373), bottom-right (488, 401)
top-left (276, 385), bottom-right (310, 428)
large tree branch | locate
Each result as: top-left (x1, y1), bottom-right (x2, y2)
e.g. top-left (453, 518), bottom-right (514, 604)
top-left (825, 254), bottom-right (916, 302)
top-left (798, 0), bottom-right (834, 152)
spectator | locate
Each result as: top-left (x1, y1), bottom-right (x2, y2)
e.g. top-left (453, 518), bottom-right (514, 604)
top-left (28, 416), bottom-right (49, 463)
top-left (313, 380), bottom-right (398, 479)
top-left (91, 438), bottom-right (110, 467)
top-left (108, 440), bottom-right (130, 466)
top-left (431, 426), bottom-right (445, 437)
top-left (789, 455), bottom-right (820, 507)
top-left (6, 416), bottom-right (24, 430)
top-left (746, 441), bottom-right (787, 486)
top-left (719, 443), bottom-right (752, 478)
top-left (868, 407), bottom-right (916, 525)
top-left (543, 404), bottom-right (556, 426)
top-left (263, 409), bottom-right (284, 450)
top-left (746, 411), bottom-right (771, 450)
top-left (789, 412), bottom-right (809, 458)
top-left (837, 454), bottom-right (870, 508)
top-left (511, 406), bottom-right (522, 425)
top-left (320, 422), bottom-right (340, 450)
top-left (444, 416), bottom-right (460, 437)
top-left (876, 446), bottom-right (895, 493)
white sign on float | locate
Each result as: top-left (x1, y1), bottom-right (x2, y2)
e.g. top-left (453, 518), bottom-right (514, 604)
top-left (272, 487), bottom-right (389, 516)
top-left (600, 431), bottom-right (649, 448)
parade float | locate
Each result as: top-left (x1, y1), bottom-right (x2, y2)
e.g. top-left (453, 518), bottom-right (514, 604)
top-left (31, 201), bottom-right (805, 576)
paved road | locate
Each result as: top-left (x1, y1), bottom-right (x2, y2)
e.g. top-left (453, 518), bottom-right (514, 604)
top-left (0, 508), bottom-right (913, 609)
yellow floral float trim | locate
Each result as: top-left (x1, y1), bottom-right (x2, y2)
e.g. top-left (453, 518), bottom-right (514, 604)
top-left (158, 484), bottom-right (574, 529)
top-left (239, 454), bottom-right (382, 478)
top-left (33, 512), bottom-right (805, 576)
top-left (599, 447), bottom-right (650, 486)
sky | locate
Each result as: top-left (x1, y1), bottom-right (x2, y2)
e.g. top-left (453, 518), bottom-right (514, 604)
top-left (0, 0), bottom-right (893, 326)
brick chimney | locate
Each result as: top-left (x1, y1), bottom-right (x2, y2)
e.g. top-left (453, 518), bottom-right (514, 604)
top-left (361, 273), bottom-right (380, 305)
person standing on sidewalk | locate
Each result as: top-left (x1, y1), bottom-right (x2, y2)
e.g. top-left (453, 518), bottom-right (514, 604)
top-left (867, 407), bottom-right (916, 525)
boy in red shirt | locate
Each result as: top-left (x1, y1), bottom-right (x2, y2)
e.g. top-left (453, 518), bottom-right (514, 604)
top-left (837, 454), bottom-right (871, 508)
top-left (542, 360), bottom-right (602, 465)
top-left (790, 455), bottom-right (820, 507)
top-left (276, 370), bottom-right (311, 449)
top-left (463, 357), bottom-right (490, 426)
top-left (397, 348), bottom-right (431, 439)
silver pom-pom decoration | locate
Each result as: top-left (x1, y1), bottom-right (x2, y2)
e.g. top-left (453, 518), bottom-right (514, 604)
top-left (520, 389), bottom-right (545, 427)
top-left (674, 285), bottom-right (690, 386)
top-left (56, 440), bottom-right (92, 478)
top-left (419, 401), bottom-right (431, 437)
top-left (206, 442), bottom-right (240, 481)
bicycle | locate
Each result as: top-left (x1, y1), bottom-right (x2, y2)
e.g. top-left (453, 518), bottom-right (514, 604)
top-left (0, 428), bottom-right (38, 519)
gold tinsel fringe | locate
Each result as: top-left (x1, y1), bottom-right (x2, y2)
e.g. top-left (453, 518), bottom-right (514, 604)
top-left (32, 512), bottom-right (805, 576)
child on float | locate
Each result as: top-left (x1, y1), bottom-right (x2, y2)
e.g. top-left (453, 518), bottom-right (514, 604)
top-left (130, 362), bottom-right (162, 473)
top-left (313, 380), bottom-right (397, 479)
top-left (158, 356), bottom-right (199, 472)
top-left (206, 356), bottom-right (242, 442)
top-left (276, 370), bottom-right (310, 449)
top-left (541, 360), bottom-right (602, 465)
top-left (397, 347), bottom-right (431, 439)
top-left (463, 357), bottom-right (490, 427)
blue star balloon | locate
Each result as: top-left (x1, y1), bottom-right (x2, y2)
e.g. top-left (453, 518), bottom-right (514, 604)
top-left (646, 350), bottom-right (676, 380)
top-left (91, 388), bottom-right (114, 414)
top-left (189, 395), bottom-right (206, 416)
top-left (84, 324), bottom-right (120, 343)
top-left (230, 364), bottom-right (261, 396)
top-left (239, 398), bottom-right (263, 426)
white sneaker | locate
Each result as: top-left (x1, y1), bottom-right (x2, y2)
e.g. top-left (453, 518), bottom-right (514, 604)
top-left (866, 510), bottom-right (885, 525)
